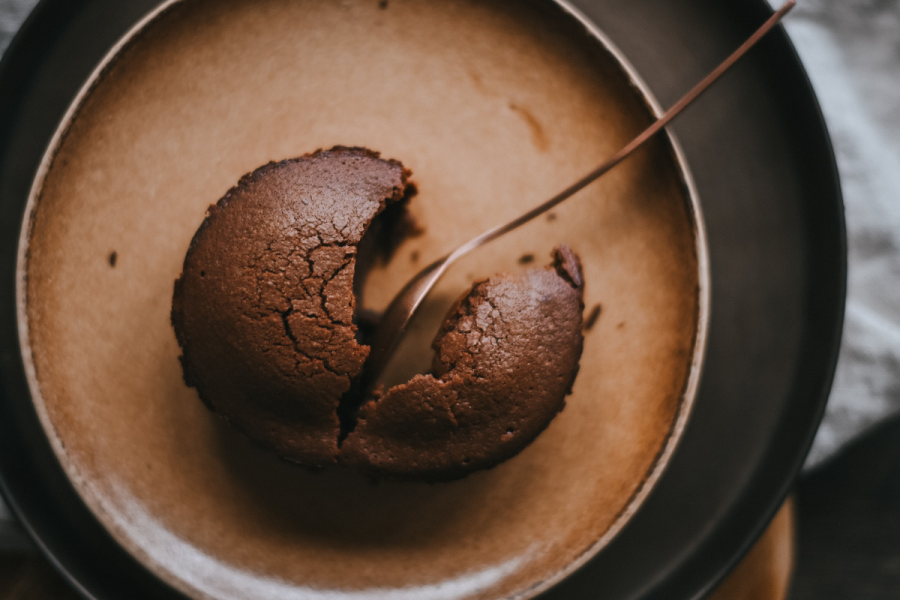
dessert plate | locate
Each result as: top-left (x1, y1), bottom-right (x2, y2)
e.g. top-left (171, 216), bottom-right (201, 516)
top-left (13, 0), bottom-right (710, 598)
top-left (0, 1), bottom-right (843, 600)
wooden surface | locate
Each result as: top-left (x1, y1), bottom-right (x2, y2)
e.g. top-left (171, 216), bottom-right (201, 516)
top-left (709, 499), bottom-right (795, 600)
top-left (0, 552), bottom-right (79, 599)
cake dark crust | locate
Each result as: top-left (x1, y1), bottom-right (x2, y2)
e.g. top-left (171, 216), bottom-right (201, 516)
top-left (340, 246), bottom-right (585, 481)
top-left (171, 147), bottom-right (413, 467)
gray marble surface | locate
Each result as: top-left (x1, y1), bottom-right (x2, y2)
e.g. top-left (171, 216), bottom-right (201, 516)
top-left (769, 0), bottom-right (900, 468)
top-left (0, 0), bottom-right (33, 55)
top-left (0, 0), bottom-right (897, 518)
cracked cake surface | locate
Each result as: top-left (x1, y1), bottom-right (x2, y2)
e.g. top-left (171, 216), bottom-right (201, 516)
top-left (171, 146), bottom-right (412, 466)
top-left (340, 246), bottom-right (585, 481)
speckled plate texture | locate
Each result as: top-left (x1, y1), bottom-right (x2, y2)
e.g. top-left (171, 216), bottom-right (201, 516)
top-left (0, 1), bottom-right (844, 600)
top-left (16, 0), bottom-right (709, 597)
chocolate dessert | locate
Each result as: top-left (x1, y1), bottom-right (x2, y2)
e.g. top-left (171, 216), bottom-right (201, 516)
top-left (171, 147), bottom-right (414, 467)
top-left (172, 147), bottom-right (585, 479)
top-left (341, 246), bottom-right (584, 481)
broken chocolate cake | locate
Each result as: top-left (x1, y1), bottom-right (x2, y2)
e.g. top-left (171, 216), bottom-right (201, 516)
top-left (171, 146), bottom-right (584, 480)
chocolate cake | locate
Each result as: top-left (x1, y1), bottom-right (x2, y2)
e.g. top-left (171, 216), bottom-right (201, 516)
top-left (171, 147), bottom-right (414, 467)
top-left (172, 147), bottom-right (585, 479)
top-left (341, 246), bottom-right (585, 481)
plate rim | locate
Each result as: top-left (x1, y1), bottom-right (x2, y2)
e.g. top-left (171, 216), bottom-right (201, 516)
top-left (12, 0), bottom-right (711, 597)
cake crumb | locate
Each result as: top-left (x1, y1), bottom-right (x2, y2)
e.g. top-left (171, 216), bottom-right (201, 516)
top-left (583, 304), bottom-right (602, 331)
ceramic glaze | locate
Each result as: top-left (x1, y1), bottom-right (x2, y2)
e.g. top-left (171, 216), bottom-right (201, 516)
top-left (18, 0), bottom-right (707, 598)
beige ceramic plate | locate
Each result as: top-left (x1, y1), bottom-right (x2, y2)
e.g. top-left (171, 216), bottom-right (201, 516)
top-left (17, 0), bottom-right (709, 598)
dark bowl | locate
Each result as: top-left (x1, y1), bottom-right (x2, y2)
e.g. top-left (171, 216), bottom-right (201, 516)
top-left (0, 1), bottom-right (844, 599)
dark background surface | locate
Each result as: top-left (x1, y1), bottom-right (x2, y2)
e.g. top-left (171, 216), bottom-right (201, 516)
top-left (791, 415), bottom-right (900, 600)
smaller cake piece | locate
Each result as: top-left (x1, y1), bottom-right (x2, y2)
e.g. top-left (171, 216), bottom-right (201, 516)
top-left (340, 246), bottom-right (585, 481)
